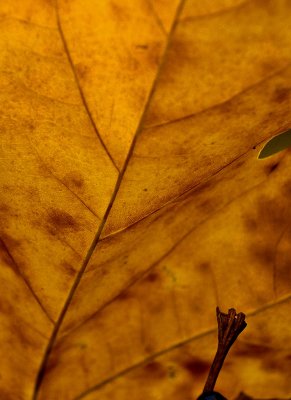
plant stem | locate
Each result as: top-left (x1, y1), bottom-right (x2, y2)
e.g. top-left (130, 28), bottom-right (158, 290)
top-left (203, 307), bottom-right (247, 393)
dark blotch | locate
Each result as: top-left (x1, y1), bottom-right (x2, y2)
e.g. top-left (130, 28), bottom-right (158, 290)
top-left (244, 217), bottom-right (257, 231)
top-left (143, 361), bottom-right (167, 380)
top-left (264, 357), bottom-right (279, 371)
top-left (75, 63), bottom-right (89, 80)
top-left (110, 2), bottom-right (129, 22)
top-left (194, 180), bottom-right (212, 196)
top-left (234, 159), bottom-right (245, 169)
top-left (265, 162), bottom-right (279, 175)
top-left (27, 122), bottom-right (36, 131)
top-left (255, 197), bottom-right (285, 228)
top-left (70, 177), bottom-right (84, 188)
top-left (44, 353), bottom-right (59, 375)
top-left (47, 209), bottom-right (79, 231)
top-left (0, 203), bottom-right (11, 214)
top-left (99, 266), bottom-right (110, 276)
top-left (198, 198), bottom-right (213, 212)
top-left (198, 262), bottom-right (211, 271)
top-left (282, 180), bottom-right (291, 197)
top-left (116, 291), bottom-right (131, 302)
top-left (252, 245), bottom-right (274, 264)
top-left (272, 87), bottom-right (290, 104)
top-left (0, 389), bottom-right (18, 400)
top-left (146, 272), bottom-right (159, 282)
top-left (235, 342), bottom-right (272, 357)
top-left (183, 358), bottom-right (210, 376)
top-left (136, 44), bottom-right (148, 49)
top-left (167, 365), bottom-right (176, 378)
top-left (64, 172), bottom-right (85, 189)
top-left (61, 261), bottom-right (77, 277)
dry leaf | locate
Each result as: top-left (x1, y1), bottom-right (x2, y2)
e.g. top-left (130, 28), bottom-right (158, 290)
top-left (1, 0), bottom-right (291, 399)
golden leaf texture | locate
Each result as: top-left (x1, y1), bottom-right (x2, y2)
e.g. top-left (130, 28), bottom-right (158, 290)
top-left (1, 0), bottom-right (291, 399)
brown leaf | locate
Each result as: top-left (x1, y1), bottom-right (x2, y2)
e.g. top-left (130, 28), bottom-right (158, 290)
top-left (1, 0), bottom-right (291, 399)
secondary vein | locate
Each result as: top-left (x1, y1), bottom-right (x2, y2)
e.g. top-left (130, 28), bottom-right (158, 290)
top-left (32, 0), bottom-right (187, 397)
top-left (55, 0), bottom-right (120, 173)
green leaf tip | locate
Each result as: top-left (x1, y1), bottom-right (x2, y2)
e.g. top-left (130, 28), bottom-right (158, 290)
top-left (258, 128), bottom-right (291, 159)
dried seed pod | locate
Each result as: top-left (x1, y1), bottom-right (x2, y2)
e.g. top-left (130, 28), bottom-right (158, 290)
top-left (197, 307), bottom-right (247, 400)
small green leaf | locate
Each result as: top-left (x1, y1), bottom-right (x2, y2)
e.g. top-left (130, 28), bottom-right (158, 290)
top-left (258, 129), bottom-right (291, 159)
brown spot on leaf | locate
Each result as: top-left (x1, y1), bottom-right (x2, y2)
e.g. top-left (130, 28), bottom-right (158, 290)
top-left (272, 87), bottom-right (291, 104)
top-left (167, 365), bottom-right (176, 378)
top-left (235, 342), bottom-right (273, 358)
top-left (275, 257), bottom-right (291, 291)
top-left (142, 361), bottom-right (167, 380)
top-left (193, 180), bottom-right (213, 197)
top-left (99, 266), bottom-right (110, 277)
top-left (116, 291), bottom-right (131, 302)
top-left (75, 63), bottom-right (90, 80)
top-left (234, 159), bottom-right (245, 170)
top-left (64, 172), bottom-right (85, 189)
top-left (252, 245), bottom-right (274, 265)
top-left (61, 261), bottom-right (77, 278)
top-left (260, 60), bottom-right (279, 76)
top-left (136, 44), bottom-right (148, 49)
top-left (26, 186), bottom-right (39, 200)
top-left (255, 197), bottom-right (285, 229)
top-left (145, 272), bottom-right (159, 283)
top-left (282, 180), bottom-right (291, 197)
top-left (197, 198), bottom-right (213, 213)
top-left (183, 357), bottom-right (210, 376)
top-left (0, 203), bottom-right (11, 214)
top-left (198, 262), bottom-right (211, 272)
top-left (169, 38), bottom-right (192, 70)
top-left (149, 298), bottom-right (164, 314)
top-left (47, 209), bottom-right (79, 232)
top-left (71, 177), bottom-right (84, 189)
top-left (244, 216), bottom-right (258, 231)
top-left (145, 41), bottom-right (162, 69)
top-left (44, 353), bottom-right (59, 376)
top-left (110, 2), bottom-right (130, 23)
top-left (264, 357), bottom-right (280, 371)
top-left (265, 162), bottom-right (279, 175)
top-left (0, 389), bottom-right (17, 400)
top-left (26, 122), bottom-right (36, 131)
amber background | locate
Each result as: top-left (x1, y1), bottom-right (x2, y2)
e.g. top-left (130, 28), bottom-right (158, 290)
top-left (1, 0), bottom-right (291, 399)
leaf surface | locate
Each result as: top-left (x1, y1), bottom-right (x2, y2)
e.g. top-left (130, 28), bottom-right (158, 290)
top-left (1, 0), bottom-right (291, 399)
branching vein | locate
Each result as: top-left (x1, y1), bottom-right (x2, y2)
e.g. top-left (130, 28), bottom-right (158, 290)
top-left (32, 0), bottom-right (186, 397)
top-left (74, 293), bottom-right (291, 399)
top-left (0, 237), bottom-right (55, 325)
top-left (55, 1), bottom-right (119, 173)
top-left (144, 62), bottom-right (291, 130)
